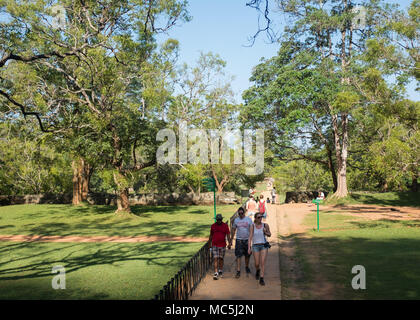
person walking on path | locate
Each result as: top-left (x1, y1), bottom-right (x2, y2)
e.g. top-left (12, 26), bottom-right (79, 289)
top-left (248, 213), bottom-right (271, 286)
top-left (258, 194), bottom-right (267, 220)
top-left (229, 207), bottom-right (253, 279)
top-left (246, 195), bottom-right (257, 218)
top-left (271, 187), bottom-right (276, 204)
top-left (209, 213), bottom-right (231, 280)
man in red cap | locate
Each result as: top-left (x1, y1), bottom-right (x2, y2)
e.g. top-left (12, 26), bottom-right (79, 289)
top-left (208, 213), bottom-right (231, 280)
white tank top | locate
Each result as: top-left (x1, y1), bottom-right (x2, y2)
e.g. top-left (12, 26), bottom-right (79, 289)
top-left (253, 223), bottom-right (266, 245)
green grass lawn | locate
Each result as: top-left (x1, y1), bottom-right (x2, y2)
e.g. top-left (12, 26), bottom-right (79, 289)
top-left (0, 203), bottom-right (238, 299)
top-left (0, 241), bottom-right (203, 299)
top-left (0, 204), bottom-right (237, 238)
top-left (295, 210), bottom-right (420, 299)
top-left (324, 191), bottom-right (420, 207)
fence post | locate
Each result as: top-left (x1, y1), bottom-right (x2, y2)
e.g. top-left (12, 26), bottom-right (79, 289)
top-left (152, 209), bottom-right (240, 300)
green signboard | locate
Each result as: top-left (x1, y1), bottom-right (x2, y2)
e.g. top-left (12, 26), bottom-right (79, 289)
top-left (311, 199), bottom-right (323, 231)
top-left (202, 177), bottom-right (217, 221)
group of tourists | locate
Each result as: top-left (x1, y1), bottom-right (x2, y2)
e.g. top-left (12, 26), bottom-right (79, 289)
top-left (208, 201), bottom-right (272, 286)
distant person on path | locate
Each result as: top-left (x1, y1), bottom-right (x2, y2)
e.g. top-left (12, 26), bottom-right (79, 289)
top-left (258, 194), bottom-right (267, 220)
top-left (249, 187), bottom-right (255, 197)
top-left (209, 214), bottom-right (231, 280)
top-left (246, 195), bottom-right (257, 218)
top-left (229, 207), bottom-right (253, 278)
top-left (248, 213), bottom-right (271, 286)
top-left (266, 197), bottom-right (270, 204)
top-left (271, 187), bottom-right (276, 204)
top-left (317, 191), bottom-right (325, 200)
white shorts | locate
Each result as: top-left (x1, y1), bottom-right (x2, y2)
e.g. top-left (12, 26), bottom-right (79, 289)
top-left (247, 211), bottom-right (256, 217)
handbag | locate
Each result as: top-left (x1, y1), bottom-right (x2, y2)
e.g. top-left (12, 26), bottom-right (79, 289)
top-left (263, 223), bottom-right (271, 248)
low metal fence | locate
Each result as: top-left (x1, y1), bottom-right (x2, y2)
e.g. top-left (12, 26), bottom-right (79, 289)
top-left (153, 202), bottom-right (247, 300)
top-left (153, 241), bottom-right (211, 300)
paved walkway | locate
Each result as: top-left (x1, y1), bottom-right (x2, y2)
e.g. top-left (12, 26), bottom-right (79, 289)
top-left (189, 203), bottom-right (282, 300)
top-left (0, 234), bottom-right (208, 243)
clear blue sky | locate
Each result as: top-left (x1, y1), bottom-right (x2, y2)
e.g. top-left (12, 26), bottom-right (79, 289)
top-left (160, 0), bottom-right (419, 103)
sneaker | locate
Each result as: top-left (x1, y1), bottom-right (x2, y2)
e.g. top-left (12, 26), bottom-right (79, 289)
top-left (218, 270), bottom-right (223, 278)
top-left (255, 269), bottom-right (260, 280)
top-left (245, 266), bottom-right (251, 274)
top-left (259, 277), bottom-right (265, 286)
top-left (235, 271), bottom-right (241, 278)
top-left (213, 272), bottom-right (218, 280)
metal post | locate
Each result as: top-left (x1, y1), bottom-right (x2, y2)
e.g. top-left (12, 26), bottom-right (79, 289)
top-left (312, 198), bottom-right (322, 231)
top-left (317, 203), bottom-right (320, 231)
top-left (213, 188), bottom-right (216, 222)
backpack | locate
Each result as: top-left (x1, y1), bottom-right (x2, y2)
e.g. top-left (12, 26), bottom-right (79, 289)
top-left (258, 200), bottom-right (266, 214)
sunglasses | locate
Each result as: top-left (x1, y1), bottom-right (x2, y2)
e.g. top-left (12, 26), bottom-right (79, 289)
top-left (256, 216), bottom-right (262, 219)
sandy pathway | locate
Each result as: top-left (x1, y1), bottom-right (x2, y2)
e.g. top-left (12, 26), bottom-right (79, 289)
top-left (189, 203), bottom-right (282, 300)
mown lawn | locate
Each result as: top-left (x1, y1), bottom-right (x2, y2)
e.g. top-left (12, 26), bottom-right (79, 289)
top-left (294, 209), bottom-right (420, 299)
top-left (0, 203), bottom-right (238, 299)
top-left (0, 204), bottom-right (238, 238)
top-left (0, 241), bottom-right (203, 299)
top-left (324, 191), bottom-right (420, 208)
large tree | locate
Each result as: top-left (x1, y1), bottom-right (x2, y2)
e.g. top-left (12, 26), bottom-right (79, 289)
top-left (167, 52), bottom-right (241, 193)
top-left (243, 0), bottom-right (411, 198)
top-left (0, 0), bottom-right (190, 213)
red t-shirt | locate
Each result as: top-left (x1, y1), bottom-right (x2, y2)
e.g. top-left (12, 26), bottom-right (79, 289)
top-left (211, 222), bottom-right (230, 248)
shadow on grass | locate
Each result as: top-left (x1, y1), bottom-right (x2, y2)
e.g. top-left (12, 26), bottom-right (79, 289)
top-left (0, 240), bottom-right (201, 299)
top-left (350, 192), bottom-right (420, 208)
top-left (7, 204), bottom-right (214, 238)
top-left (14, 204), bottom-right (197, 220)
top-left (0, 241), bottom-right (191, 280)
top-left (21, 220), bottom-right (211, 238)
top-left (281, 230), bottom-right (420, 299)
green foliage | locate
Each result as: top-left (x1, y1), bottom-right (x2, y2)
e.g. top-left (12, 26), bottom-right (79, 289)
top-left (270, 160), bottom-right (333, 193)
top-left (0, 0), bottom-right (191, 205)
top-left (0, 122), bottom-right (72, 194)
top-left (176, 164), bottom-right (211, 194)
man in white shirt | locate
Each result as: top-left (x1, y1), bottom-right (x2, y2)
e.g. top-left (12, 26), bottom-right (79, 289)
top-left (229, 207), bottom-right (253, 278)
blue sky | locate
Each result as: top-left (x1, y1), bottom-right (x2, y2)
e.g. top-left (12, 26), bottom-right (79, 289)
top-left (160, 0), bottom-right (419, 103)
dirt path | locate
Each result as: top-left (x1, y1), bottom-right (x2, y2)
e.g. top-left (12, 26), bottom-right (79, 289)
top-left (0, 234), bottom-right (208, 243)
top-left (277, 203), bottom-right (336, 299)
top-left (189, 203), bottom-right (282, 300)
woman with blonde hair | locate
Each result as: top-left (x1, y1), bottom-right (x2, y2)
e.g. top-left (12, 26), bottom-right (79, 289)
top-left (248, 213), bottom-right (271, 285)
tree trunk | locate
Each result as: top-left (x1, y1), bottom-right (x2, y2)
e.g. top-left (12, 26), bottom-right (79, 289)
top-left (335, 159), bottom-right (348, 197)
top-left (411, 174), bottom-right (418, 192)
top-left (213, 174), bottom-right (227, 194)
top-left (72, 159), bottom-right (82, 205)
top-left (331, 113), bottom-right (349, 198)
top-left (117, 187), bottom-right (131, 213)
top-left (382, 180), bottom-right (388, 192)
top-left (81, 162), bottom-right (93, 201)
top-left (113, 171), bottom-right (131, 213)
top-left (331, 0), bottom-right (351, 199)
top-left (326, 146), bottom-right (338, 192)
top-left (72, 158), bottom-right (92, 204)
